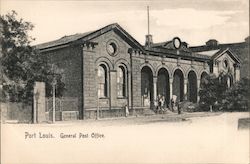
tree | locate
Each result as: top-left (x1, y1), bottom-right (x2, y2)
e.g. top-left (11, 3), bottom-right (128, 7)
top-left (222, 78), bottom-right (249, 111)
top-left (199, 71), bottom-right (249, 112)
top-left (199, 73), bottom-right (229, 111)
top-left (0, 11), bottom-right (65, 103)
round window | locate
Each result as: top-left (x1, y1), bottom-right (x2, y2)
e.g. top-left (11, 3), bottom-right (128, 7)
top-left (107, 42), bottom-right (117, 56)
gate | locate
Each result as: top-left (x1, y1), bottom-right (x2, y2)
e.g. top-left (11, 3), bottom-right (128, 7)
top-left (45, 97), bottom-right (79, 121)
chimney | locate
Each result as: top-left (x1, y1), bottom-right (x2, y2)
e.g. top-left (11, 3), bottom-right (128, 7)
top-left (206, 39), bottom-right (218, 46)
top-left (145, 6), bottom-right (153, 48)
top-left (145, 34), bottom-right (153, 47)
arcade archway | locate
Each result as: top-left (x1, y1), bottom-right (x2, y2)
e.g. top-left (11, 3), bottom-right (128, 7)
top-left (157, 68), bottom-right (170, 106)
top-left (173, 69), bottom-right (184, 102)
top-left (141, 66), bottom-right (153, 107)
top-left (187, 71), bottom-right (197, 103)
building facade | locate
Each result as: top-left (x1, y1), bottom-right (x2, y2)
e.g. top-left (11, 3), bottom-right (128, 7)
top-left (36, 23), bottom-right (245, 120)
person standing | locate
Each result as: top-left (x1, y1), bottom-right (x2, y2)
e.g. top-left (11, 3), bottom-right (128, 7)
top-left (125, 105), bottom-right (129, 117)
top-left (161, 96), bottom-right (165, 111)
top-left (157, 94), bottom-right (162, 113)
top-left (177, 101), bottom-right (181, 114)
top-left (170, 98), bottom-right (174, 112)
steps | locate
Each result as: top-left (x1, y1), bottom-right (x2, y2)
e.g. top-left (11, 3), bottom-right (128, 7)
top-left (143, 109), bottom-right (156, 116)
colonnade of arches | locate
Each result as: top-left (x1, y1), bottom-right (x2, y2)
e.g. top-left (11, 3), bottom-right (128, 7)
top-left (96, 59), bottom-right (210, 109)
top-left (141, 65), bottom-right (208, 108)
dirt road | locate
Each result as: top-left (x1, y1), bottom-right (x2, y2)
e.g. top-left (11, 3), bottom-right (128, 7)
top-left (1, 112), bottom-right (249, 163)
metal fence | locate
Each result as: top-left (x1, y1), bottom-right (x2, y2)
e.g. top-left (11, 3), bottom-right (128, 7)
top-left (45, 97), bottom-right (78, 112)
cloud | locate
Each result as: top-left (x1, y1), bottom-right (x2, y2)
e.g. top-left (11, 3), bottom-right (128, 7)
top-left (1, 0), bottom-right (248, 46)
top-left (151, 9), bottom-right (236, 30)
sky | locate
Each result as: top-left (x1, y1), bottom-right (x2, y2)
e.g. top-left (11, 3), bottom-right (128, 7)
top-left (1, 0), bottom-right (249, 46)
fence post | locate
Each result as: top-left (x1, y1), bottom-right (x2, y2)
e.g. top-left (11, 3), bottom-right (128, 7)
top-left (52, 78), bottom-right (56, 123)
top-left (33, 82), bottom-right (46, 123)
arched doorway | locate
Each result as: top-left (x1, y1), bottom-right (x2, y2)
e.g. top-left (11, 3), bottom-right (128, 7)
top-left (141, 66), bottom-right (153, 107)
top-left (187, 71), bottom-right (197, 103)
top-left (173, 69), bottom-right (184, 102)
top-left (157, 68), bottom-right (170, 106)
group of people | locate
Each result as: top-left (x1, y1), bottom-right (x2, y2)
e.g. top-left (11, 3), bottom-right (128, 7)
top-left (156, 94), bottom-right (166, 112)
top-left (156, 94), bottom-right (181, 114)
top-left (124, 94), bottom-right (181, 116)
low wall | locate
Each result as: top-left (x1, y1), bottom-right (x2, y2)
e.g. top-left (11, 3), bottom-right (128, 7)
top-left (45, 111), bottom-right (79, 121)
top-left (1, 102), bottom-right (32, 123)
top-left (84, 107), bottom-right (145, 119)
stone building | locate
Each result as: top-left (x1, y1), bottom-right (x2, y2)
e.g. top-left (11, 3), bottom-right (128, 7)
top-left (191, 37), bottom-right (249, 79)
top-left (36, 23), bottom-right (244, 119)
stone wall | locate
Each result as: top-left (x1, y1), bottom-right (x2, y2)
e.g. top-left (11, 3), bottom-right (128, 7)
top-left (83, 30), bottom-right (131, 119)
top-left (38, 29), bottom-right (213, 120)
top-left (131, 58), bottom-right (142, 108)
top-left (1, 102), bottom-right (32, 123)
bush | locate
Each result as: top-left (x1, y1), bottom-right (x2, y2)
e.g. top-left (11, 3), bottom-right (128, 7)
top-left (221, 78), bottom-right (249, 111)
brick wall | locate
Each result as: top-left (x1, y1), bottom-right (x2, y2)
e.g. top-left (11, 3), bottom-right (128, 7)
top-left (41, 46), bottom-right (83, 118)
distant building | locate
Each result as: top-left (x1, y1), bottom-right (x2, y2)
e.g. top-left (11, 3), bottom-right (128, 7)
top-left (36, 23), bottom-right (248, 119)
top-left (191, 37), bottom-right (249, 79)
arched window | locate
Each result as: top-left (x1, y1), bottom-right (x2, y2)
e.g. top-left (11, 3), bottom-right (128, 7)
top-left (98, 64), bottom-right (108, 97)
top-left (117, 65), bottom-right (126, 97)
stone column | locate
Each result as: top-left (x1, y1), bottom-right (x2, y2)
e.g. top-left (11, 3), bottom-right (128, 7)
top-left (184, 78), bottom-right (188, 100)
top-left (169, 78), bottom-right (173, 100)
top-left (110, 70), bottom-right (117, 107)
top-left (197, 78), bottom-right (201, 102)
top-left (153, 76), bottom-right (157, 107)
top-left (127, 71), bottom-right (132, 107)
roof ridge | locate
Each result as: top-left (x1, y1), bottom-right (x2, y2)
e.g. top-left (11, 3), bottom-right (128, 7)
top-left (36, 23), bottom-right (121, 50)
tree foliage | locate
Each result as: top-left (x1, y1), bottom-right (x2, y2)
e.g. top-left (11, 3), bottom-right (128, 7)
top-left (222, 78), bottom-right (249, 111)
top-left (199, 72), bottom-right (249, 111)
top-left (1, 11), bottom-right (65, 103)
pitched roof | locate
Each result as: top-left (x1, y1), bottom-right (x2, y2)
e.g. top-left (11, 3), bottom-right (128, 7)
top-left (194, 49), bottom-right (221, 57)
top-left (211, 48), bottom-right (241, 63)
top-left (151, 41), bottom-right (172, 48)
top-left (36, 32), bottom-right (93, 50)
top-left (193, 47), bottom-right (241, 63)
top-left (144, 47), bottom-right (211, 61)
top-left (151, 41), bottom-right (189, 51)
top-left (190, 42), bottom-right (248, 52)
top-left (36, 23), bottom-right (144, 51)
top-left (36, 23), bottom-right (243, 62)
